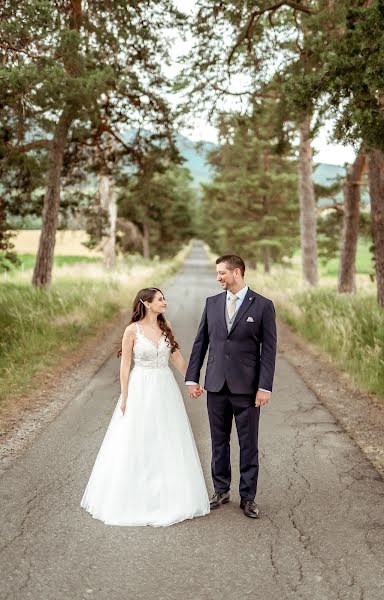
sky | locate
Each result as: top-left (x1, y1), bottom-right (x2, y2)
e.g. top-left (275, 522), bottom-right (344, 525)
top-left (170, 0), bottom-right (356, 166)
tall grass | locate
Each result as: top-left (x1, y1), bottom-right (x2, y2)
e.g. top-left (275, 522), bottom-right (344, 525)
top-left (248, 264), bottom-right (384, 400)
top-left (0, 248), bottom-right (188, 406)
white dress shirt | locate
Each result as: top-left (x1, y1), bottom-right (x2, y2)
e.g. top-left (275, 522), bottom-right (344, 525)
top-left (186, 284), bottom-right (271, 394)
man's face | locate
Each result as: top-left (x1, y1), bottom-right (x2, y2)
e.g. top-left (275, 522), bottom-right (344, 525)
top-left (216, 262), bottom-right (237, 290)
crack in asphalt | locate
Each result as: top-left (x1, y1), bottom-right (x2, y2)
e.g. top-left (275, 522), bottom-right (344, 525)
top-left (0, 492), bottom-right (38, 556)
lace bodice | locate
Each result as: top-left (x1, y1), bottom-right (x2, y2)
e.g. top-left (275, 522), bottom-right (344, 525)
top-left (133, 324), bottom-right (171, 369)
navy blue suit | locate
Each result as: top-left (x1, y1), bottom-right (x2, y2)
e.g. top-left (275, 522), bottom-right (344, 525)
top-left (186, 288), bottom-right (277, 500)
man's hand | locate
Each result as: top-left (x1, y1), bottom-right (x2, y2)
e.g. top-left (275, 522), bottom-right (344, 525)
top-left (255, 390), bottom-right (271, 407)
top-left (187, 384), bottom-right (204, 398)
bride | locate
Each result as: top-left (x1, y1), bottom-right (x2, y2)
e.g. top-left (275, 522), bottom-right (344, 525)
top-left (80, 287), bottom-right (210, 527)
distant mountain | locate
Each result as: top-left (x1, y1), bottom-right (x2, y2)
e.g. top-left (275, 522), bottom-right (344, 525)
top-left (179, 141), bottom-right (370, 206)
top-left (177, 138), bottom-right (348, 189)
top-left (313, 163), bottom-right (346, 187)
top-left (175, 134), bottom-right (216, 187)
top-left (313, 163), bottom-right (369, 206)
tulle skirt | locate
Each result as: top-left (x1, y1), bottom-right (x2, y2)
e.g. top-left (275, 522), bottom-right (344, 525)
top-left (80, 365), bottom-right (210, 526)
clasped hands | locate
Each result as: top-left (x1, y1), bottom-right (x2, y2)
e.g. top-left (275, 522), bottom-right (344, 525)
top-left (186, 385), bottom-right (271, 405)
top-left (186, 384), bottom-right (204, 398)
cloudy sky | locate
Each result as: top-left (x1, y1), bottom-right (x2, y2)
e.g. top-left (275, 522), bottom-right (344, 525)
top-left (170, 0), bottom-right (356, 166)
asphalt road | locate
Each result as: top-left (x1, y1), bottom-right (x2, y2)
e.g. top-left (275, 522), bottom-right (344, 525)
top-left (1, 241), bottom-right (384, 600)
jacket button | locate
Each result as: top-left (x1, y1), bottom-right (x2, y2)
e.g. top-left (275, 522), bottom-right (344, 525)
top-left (226, 339), bottom-right (230, 343)
top-left (225, 354), bottom-right (229, 359)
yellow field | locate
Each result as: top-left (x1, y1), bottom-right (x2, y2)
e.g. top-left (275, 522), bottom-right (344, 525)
top-left (10, 230), bottom-right (103, 256)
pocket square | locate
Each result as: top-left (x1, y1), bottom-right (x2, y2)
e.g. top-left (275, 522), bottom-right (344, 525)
top-left (246, 316), bottom-right (254, 322)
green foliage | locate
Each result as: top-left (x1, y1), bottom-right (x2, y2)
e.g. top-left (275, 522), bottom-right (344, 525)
top-left (320, 2), bottom-right (384, 150)
top-left (199, 103), bottom-right (299, 268)
top-left (0, 0), bottom-right (185, 267)
top-left (118, 157), bottom-right (197, 258)
top-left (317, 211), bottom-right (343, 265)
top-left (0, 198), bottom-right (20, 270)
top-left (279, 288), bottom-right (384, 398)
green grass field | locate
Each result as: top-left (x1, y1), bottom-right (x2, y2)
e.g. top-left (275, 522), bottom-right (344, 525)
top-left (320, 239), bottom-right (373, 277)
top-left (14, 254), bottom-right (102, 271)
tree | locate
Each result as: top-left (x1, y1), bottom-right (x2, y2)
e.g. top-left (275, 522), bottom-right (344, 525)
top-left (0, 0), bottom-right (183, 287)
top-left (118, 144), bottom-right (196, 259)
top-left (338, 149), bottom-right (367, 293)
top-left (183, 1), bottom-right (323, 284)
top-left (0, 199), bottom-right (19, 271)
top-left (200, 105), bottom-right (299, 270)
top-left (308, 0), bottom-right (384, 304)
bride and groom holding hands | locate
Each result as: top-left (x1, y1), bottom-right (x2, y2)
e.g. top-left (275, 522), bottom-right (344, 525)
top-left (81, 254), bottom-right (277, 527)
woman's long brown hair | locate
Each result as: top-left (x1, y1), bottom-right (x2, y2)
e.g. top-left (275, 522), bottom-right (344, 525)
top-left (117, 287), bottom-right (179, 357)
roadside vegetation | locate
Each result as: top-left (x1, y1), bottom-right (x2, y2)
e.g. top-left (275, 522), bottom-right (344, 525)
top-left (0, 248), bottom-right (187, 408)
top-left (247, 243), bottom-right (383, 400)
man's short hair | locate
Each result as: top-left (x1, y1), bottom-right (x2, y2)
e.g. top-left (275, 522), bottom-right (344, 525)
top-left (216, 254), bottom-right (245, 277)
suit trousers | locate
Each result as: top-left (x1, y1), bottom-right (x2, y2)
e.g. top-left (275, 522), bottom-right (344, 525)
top-left (207, 382), bottom-right (260, 501)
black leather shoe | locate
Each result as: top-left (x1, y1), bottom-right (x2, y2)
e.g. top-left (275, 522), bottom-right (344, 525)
top-left (243, 500), bottom-right (260, 519)
top-left (210, 491), bottom-right (230, 509)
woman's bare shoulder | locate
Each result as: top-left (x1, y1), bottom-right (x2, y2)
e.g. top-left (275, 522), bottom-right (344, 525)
top-left (122, 323), bottom-right (137, 340)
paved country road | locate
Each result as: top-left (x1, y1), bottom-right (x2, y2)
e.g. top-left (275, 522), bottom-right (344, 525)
top-left (1, 241), bottom-right (384, 600)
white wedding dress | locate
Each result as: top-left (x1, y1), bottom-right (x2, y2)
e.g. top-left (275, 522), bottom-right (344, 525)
top-left (80, 323), bottom-right (210, 527)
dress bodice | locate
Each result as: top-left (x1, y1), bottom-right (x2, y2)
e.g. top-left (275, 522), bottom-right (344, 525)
top-left (133, 324), bottom-right (170, 369)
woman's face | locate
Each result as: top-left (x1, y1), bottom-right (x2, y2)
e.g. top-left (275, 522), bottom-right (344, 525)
top-left (148, 291), bottom-right (167, 315)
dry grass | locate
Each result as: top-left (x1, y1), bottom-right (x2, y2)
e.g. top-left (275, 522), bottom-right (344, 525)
top-left (9, 229), bottom-right (102, 256)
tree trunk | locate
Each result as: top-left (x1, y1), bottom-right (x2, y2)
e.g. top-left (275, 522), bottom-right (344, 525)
top-left (368, 149), bottom-right (384, 307)
top-left (32, 109), bottom-right (73, 288)
top-left (263, 246), bottom-right (271, 273)
top-left (142, 220), bottom-right (150, 259)
top-left (99, 174), bottom-right (117, 269)
top-left (298, 115), bottom-right (318, 286)
top-left (338, 149), bottom-right (366, 293)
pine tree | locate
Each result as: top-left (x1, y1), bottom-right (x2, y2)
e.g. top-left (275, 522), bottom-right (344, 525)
top-left (200, 103), bottom-right (299, 269)
top-left (0, 0), bottom-right (184, 287)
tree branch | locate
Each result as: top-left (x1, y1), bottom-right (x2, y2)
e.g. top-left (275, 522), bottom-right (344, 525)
top-left (0, 43), bottom-right (41, 60)
top-left (228, 1), bottom-right (315, 65)
top-left (103, 125), bottom-right (135, 155)
top-left (212, 84), bottom-right (279, 100)
top-left (7, 139), bottom-right (51, 153)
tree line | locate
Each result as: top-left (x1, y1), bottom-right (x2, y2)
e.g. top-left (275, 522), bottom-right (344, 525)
top-left (184, 0), bottom-right (384, 306)
top-left (1, 1), bottom-right (384, 308)
top-left (0, 0), bottom-right (195, 283)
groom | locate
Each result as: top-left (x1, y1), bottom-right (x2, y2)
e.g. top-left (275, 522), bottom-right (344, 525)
top-left (185, 254), bottom-right (277, 519)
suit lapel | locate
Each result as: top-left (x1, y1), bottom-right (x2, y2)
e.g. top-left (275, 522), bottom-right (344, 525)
top-left (218, 292), bottom-right (228, 335)
top-left (228, 289), bottom-right (256, 336)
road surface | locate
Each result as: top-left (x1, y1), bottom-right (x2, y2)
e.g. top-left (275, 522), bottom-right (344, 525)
top-left (1, 241), bottom-right (384, 600)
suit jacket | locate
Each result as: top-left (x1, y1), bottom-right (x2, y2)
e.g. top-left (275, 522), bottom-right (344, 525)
top-left (185, 288), bottom-right (277, 394)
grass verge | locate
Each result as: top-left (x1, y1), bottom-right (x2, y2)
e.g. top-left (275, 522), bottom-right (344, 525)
top-left (0, 247), bottom-right (188, 408)
top-left (248, 266), bottom-right (384, 400)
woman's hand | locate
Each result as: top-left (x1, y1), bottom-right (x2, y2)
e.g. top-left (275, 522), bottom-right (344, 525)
top-left (121, 398), bottom-right (127, 415)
